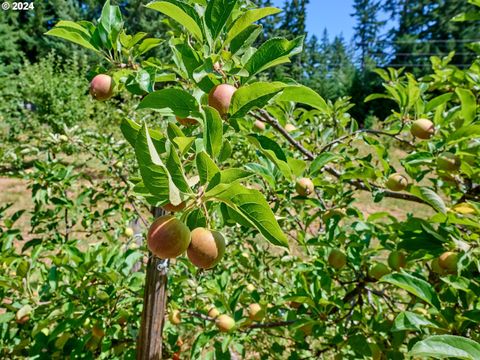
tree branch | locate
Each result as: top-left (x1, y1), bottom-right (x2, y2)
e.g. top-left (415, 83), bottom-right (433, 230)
top-left (254, 109), bottom-right (427, 206)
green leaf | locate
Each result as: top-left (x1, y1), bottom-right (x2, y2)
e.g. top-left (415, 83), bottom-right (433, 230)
top-left (248, 134), bottom-right (292, 178)
top-left (244, 36), bottom-right (304, 80)
top-left (230, 82), bottom-right (286, 118)
top-left (225, 7), bottom-right (281, 45)
top-left (137, 88), bottom-right (199, 118)
top-left (205, 0), bottom-right (238, 41)
top-left (456, 88), bottom-right (476, 125)
top-left (310, 153), bottom-right (340, 175)
top-left (381, 272), bottom-right (441, 309)
top-left (206, 168), bottom-right (253, 191)
top-left (409, 186), bottom-right (447, 214)
top-left (425, 93), bottom-right (454, 113)
top-left (165, 141), bottom-right (192, 194)
top-left (146, 1), bottom-right (203, 41)
top-left (410, 335), bottom-right (480, 360)
top-left (392, 311), bottom-right (440, 332)
top-left (120, 118), bottom-right (165, 151)
top-left (452, 12), bottom-right (480, 22)
top-left (135, 123), bottom-right (182, 206)
top-left (137, 38), bottom-right (163, 56)
top-left (196, 151), bottom-right (220, 185)
top-left (45, 21), bottom-right (99, 52)
top-left (203, 106), bottom-right (223, 159)
top-left (99, 0), bottom-right (123, 44)
top-left (230, 24), bottom-right (262, 55)
top-left (276, 85), bottom-right (328, 112)
top-left (205, 183), bottom-right (288, 247)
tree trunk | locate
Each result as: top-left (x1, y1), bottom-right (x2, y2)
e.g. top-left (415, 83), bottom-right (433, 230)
top-left (137, 208), bottom-right (168, 360)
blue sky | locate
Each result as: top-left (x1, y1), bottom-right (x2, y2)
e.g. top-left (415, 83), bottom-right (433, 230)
top-left (271, 0), bottom-right (357, 41)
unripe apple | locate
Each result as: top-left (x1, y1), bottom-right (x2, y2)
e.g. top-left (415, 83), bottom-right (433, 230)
top-left (322, 208), bottom-right (347, 221)
top-left (328, 249), bottom-right (347, 270)
top-left (246, 283), bottom-right (255, 293)
top-left (208, 84), bottom-right (237, 116)
top-left (410, 119), bottom-right (435, 139)
top-left (59, 134), bottom-right (68, 142)
top-left (92, 325), bottom-right (105, 338)
top-left (162, 202), bottom-right (186, 213)
top-left (299, 323), bottom-right (313, 335)
top-left (208, 307), bottom-right (220, 319)
top-left (388, 251), bottom-right (407, 271)
top-left (285, 123), bottom-right (297, 132)
top-left (114, 161), bottom-right (123, 169)
top-left (215, 314), bottom-right (235, 332)
top-left (369, 263), bottom-right (390, 281)
top-left (176, 116), bottom-right (198, 127)
top-left (385, 173), bottom-right (408, 192)
top-left (89, 74), bottom-right (114, 101)
top-left (437, 152), bottom-right (461, 172)
top-left (438, 251), bottom-right (458, 273)
top-left (16, 305), bottom-right (32, 324)
top-left (430, 258), bottom-right (446, 275)
top-left (253, 120), bottom-right (265, 132)
top-left (124, 227), bottom-right (134, 237)
top-left (169, 309), bottom-right (181, 325)
top-left (295, 177), bottom-right (314, 197)
top-left (147, 216), bottom-right (191, 259)
top-left (247, 303), bottom-right (265, 322)
top-left (187, 228), bottom-right (226, 269)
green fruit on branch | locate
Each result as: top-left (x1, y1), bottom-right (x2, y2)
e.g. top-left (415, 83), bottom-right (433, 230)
top-left (253, 120), bottom-right (266, 132)
top-left (285, 123), bottom-right (297, 132)
top-left (169, 309), bottom-right (181, 325)
top-left (430, 258), bottom-right (446, 275)
top-left (438, 251), bottom-right (458, 273)
top-left (59, 134), bottom-right (68, 142)
top-left (208, 84), bottom-right (237, 116)
top-left (89, 74), bottom-right (114, 101)
top-left (410, 119), bottom-right (435, 139)
top-left (147, 216), bottom-right (191, 259)
top-left (295, 177), bottom-right (315, 197)
top-left (437, 152), bottom-right (461, 171)
top-left (208, 307), bottom-right (220, 319)
top-left (162, 202), bottom-right (186, 213)
top-left (246, 283), bottom-right (255, 293)
top-left (124, 227), bottom-right (134, 237)
top-left (388, 251), bottom-right (407, 271)
top-left (247, 303), bottom-right (265, 321)
top-left (328, 249), bottom-right (347, 270)
top-left (114, 161), bottom-right (123, 169)
top-left (385, 173), bottom-right (408, 192)
top-left (215, 314), bottom-right (235, 332)
top-left (92, 325), bottom-right (105, 338)
top-left (176, 116), bottom-right (198, 127)
top-left (187, 228), bottom-right (226, 269)
top-left (369, 263), bottom-right (390, 281)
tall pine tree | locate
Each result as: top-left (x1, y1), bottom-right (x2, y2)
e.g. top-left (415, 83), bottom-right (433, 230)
top-left (352, 0), bottom-right (386, 68)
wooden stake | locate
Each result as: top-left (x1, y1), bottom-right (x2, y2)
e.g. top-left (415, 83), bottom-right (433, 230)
top-left (137, 208), bottom-right (168, 360)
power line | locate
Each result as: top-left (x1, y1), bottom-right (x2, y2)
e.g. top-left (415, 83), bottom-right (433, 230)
top-left (358, 39), bottom-right (480, 44)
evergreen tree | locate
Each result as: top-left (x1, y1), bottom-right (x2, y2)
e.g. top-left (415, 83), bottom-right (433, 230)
top-left (352, 0), bottom-right (386, 68)
top-left (384, 0), bottom-right (480, 72)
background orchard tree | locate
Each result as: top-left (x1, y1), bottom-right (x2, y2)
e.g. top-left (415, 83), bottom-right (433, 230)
top-left (1, 0), bottom-right (480, 359)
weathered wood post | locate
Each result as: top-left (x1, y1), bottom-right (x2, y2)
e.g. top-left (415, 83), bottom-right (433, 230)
top-left (137, 207), bottom-right (168, 359)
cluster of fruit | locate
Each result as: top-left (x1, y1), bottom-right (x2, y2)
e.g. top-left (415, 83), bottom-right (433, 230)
top-left (386, 118), bottom-right (461, 192)
top-left (147, 215), bottom-right (225, 270)
top-left (169, 303), bottom-right (266, 334)
top-left (327, 247), bottom-right (459, 280)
